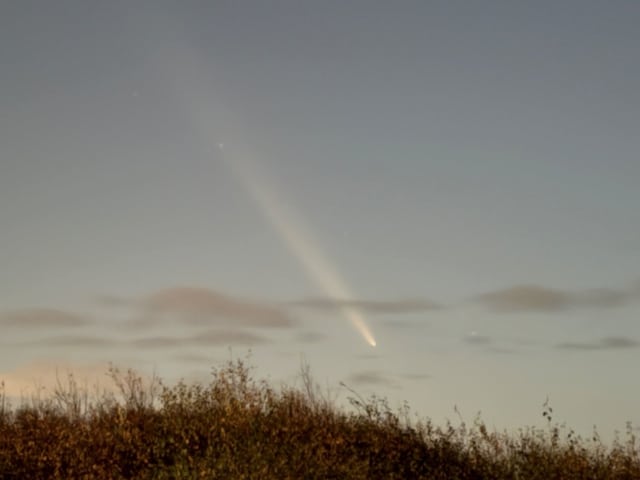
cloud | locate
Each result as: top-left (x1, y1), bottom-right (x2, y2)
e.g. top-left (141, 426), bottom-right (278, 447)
top-left (135, 287), bottom-right (295, 328)
top-left (344, 370), bottom-right (396, 388)
top-left (475, 285), bottom-right (572, 313)
top-left (0, 308), bottom-right (90, 328)
top-left (130, 337), bottom-right (182, 349)
top-left (293, 332), bottom-right (327, 343)
top-left (19, 329), bottom-right (268, 350)
top-left (7, 335), bottom-right (117, 349)
top-left (191, 329), bottom-right (269, 346)
top-left (475, 284), bottom-right (636, 313)
top-left (573, 288), bottom-right (630, 308)
top-left (130, 330), bottom-right (269, 349)
top-left (289, 297), bottom-right (440, 314)
top-left (94, 295), bottom-right (132, 309)
top-left (556, 336), bottom-right (640, 351)
top-left (41, 336), bottom-right (117, 348)
top-left (382, 319), bottom-right (428, 329)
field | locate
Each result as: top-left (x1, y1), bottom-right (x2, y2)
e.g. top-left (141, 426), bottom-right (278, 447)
top-left (1, 359), bottom-right (638, 479)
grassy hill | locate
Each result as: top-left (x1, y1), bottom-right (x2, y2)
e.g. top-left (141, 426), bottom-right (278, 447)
top-left (1, 359), bottom-right (638, 479)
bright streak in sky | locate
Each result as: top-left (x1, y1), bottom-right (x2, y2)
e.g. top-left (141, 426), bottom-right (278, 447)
top-left (218, 145), bottom-right (377, 347)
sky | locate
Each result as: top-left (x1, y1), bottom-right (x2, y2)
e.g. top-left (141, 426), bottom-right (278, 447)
top-left (1, 1), bottom-right (639, 441)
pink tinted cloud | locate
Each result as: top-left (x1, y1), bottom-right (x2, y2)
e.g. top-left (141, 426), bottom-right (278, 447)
top-left (138, 286), bottom-right (295, 328)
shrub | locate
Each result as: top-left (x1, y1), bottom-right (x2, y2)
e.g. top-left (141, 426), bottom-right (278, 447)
top-left (0, 360), bottom-right (638, 479)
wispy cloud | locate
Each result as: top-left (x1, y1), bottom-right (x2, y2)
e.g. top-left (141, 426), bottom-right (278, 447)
top-left (556, 336), bottom-right (640, 351)
top-left (381, 319), bottom-right (428, 330)
top-left (475, 285), bottom-right (572, 313)
top-left (19, 329), bottom-right (268, 349)
top-left (192, 329), bottom-right (270, 346)
top-left (344, 370), bottom-right (396, 388)
top-left (10, 335), bottom-right (116, 349)
top-left (94, 295), bottom-right (131, 309)
top-left (0, 308), bottom-right (90, 328)
top-left (42, 335), bottom-right (117, 348)
top-left (128, 287), bottom-right (295, 329)
top-left (289, 297), bottom-right (440, 314)
top-left (293, 331), bottom-right (327, 343)
top-left (129, 337), bottom-right (181, 349)
top-left (475, 284), bottom-right (637, 313)
top-left (573, 288), bottom-right (631, 308)
top-left (130, 330), bottom-right (269, 349)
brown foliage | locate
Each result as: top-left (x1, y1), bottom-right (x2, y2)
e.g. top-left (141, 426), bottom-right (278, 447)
top-left (0, 361), bottom-right (638, 479)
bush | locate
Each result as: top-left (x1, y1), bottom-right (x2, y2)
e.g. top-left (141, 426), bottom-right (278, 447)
top-left (0, 360), bottom-right (638, 479)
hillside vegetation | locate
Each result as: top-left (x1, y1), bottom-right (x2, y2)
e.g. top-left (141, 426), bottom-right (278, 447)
top-left (0, 359), bottom-right (638, 479)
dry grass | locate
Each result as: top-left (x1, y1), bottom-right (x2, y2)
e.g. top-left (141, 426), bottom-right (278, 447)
top-left (0, 360), bottom-right (638, 479)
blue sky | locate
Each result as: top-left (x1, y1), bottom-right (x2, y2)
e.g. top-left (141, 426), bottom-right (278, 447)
top-left (1, 1), bottom-right (639, 440)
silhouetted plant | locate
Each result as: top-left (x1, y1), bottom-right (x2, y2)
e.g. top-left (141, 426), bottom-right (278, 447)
top-left (0, 359), bottom-right (638, 479)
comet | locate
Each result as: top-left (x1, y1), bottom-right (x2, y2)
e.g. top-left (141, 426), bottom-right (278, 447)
top-left (156, 45), bottom-right (375, 346)
top-left (217, 144), bottom-right (377, 347)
